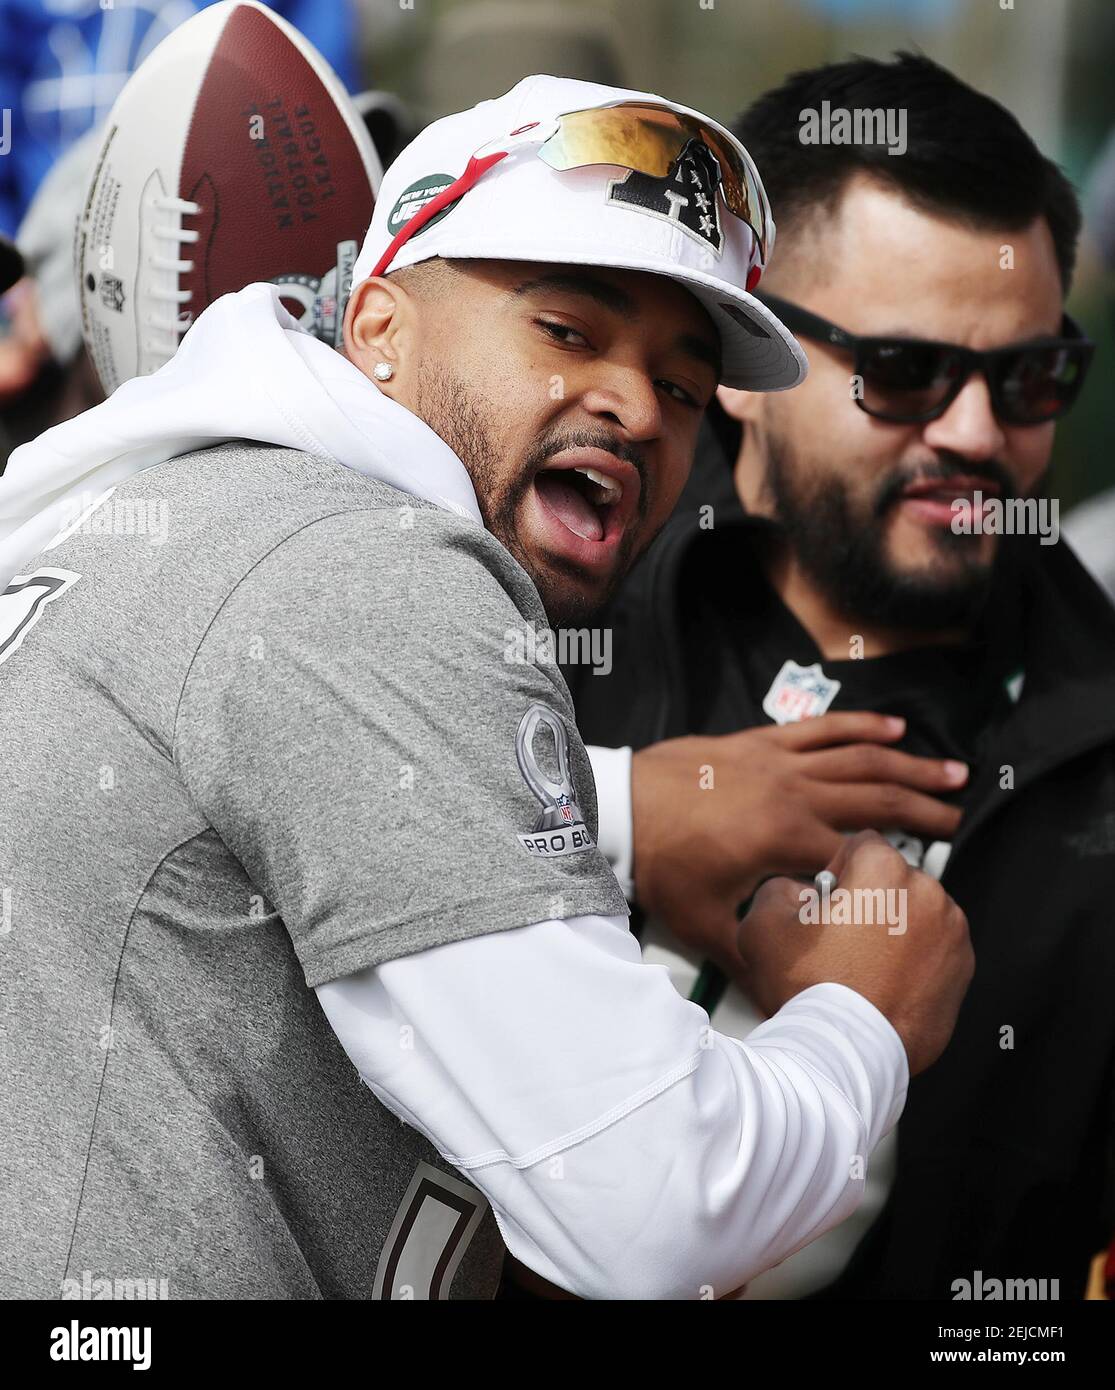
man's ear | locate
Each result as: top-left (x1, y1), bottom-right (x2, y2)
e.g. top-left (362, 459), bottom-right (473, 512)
top-left (343, 275), bottom-right (414, 392)
top-left (716, 384), bottom-right (762, 425)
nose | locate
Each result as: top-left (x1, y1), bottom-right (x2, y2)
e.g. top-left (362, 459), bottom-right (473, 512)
top-left (579, 364), bottom-right (664, 443)
top-left (921, 370), bottom-right (1008, 462)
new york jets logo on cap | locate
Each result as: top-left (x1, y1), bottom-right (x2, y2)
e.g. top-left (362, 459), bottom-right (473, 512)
top-left (386, 174), bottom-right (460, 238)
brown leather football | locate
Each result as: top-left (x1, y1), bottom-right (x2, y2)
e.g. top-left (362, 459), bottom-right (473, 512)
top-left (77, 1), bottom-right (382, 395)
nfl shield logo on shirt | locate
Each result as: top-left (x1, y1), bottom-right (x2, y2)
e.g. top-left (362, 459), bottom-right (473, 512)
top-left (762, 659), bottom-right (841, 725)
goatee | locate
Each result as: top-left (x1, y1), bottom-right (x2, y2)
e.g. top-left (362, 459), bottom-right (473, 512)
top-left (764, 432), bottom-right (1013, 632)
top-left (414, 364), bottom-right (639, 626)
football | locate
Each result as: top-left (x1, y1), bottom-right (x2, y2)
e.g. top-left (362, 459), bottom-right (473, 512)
top-left (76, 0), bottom-right (382, 395)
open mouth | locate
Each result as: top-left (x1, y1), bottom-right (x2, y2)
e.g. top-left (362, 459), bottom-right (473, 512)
top-left (527, 448), bottom-right (641, 575)
top-left (534, 465), bottom-right (624, 542)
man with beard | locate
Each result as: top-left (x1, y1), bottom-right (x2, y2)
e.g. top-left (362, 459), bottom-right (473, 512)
top-left (0, 76), bottom-right (973, 1300)
top-left (569, 54), bottom-right (1115, 1299)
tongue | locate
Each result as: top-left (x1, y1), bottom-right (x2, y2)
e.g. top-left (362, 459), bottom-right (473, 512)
top-left (535, 472), bottom-right (604, 542)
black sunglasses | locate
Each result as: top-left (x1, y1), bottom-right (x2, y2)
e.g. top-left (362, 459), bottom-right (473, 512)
top-left (758, 293), bottom-right (1094, 426)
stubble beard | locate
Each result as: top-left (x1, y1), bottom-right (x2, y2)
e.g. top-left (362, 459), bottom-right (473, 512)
top-left (413, 363), bottom-right (630, 627)
top-left (761, 424), bottom-right (1005, 633)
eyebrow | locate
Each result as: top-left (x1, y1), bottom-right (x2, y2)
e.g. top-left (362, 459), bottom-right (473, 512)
top-left (513, 270), bottom-right (722, 378)
top-left (864, 321), bottom-right (1066, 347)
top-left (513, 270), bottom-right (638, 317)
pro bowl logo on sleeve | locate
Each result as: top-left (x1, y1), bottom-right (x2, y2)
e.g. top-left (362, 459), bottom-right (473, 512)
top-left (762, 659), bottom-right (841, 724)
top-left (515, 702), bottom-right (595, 858)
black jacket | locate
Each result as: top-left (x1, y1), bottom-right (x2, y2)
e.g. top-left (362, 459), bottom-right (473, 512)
top-left (568, 425), bottom-right (1115, 1299)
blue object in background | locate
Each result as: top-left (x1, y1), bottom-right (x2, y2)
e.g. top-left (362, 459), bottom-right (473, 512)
top-left (796, 0), bottom-right (959, 22)
top-left (0, 0), bottom-right (360, 237)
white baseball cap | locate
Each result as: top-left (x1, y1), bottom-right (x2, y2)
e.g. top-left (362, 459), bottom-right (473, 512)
top-left (351, 75), bottom-right (807, 391)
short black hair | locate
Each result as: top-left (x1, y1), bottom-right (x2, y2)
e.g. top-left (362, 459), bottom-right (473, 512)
top-left (734, 51), bottom-right (1081, 290)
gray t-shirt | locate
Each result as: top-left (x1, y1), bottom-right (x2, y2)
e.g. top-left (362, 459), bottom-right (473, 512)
top-left (0, 441), bottom-right (627, 1299)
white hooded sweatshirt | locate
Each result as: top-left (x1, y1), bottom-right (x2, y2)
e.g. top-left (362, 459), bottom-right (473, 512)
top-left (0, 282), bottom-right (482, 590)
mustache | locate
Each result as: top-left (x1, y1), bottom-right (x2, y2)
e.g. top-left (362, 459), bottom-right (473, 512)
top-left (874, 455), bottom-right (1016, 516)
top-left (522, 428), bottom-right (651, 522)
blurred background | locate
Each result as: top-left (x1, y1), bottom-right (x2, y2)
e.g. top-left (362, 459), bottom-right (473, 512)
top-left (1, 0), bottom-right (1112, 509)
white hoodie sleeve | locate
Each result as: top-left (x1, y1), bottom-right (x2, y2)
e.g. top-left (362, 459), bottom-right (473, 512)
top-left (586, 745), bottom-right (635, 901)
top-left (315, 912), bottom-right (908, 1300)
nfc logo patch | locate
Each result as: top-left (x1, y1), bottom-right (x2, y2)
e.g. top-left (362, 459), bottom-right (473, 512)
top-left (608, 139), bottom-right (724, 254)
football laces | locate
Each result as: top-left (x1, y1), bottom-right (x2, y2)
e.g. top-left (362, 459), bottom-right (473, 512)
top-left (141, 192), bottom-right (201, 371)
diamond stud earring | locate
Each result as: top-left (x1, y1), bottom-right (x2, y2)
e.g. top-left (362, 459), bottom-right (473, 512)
top-left (373, 361), bottom-right (394, 382)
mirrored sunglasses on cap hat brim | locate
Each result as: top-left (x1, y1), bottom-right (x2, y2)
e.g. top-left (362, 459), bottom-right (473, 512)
top-left (371, 101), bottom-right (772, 279)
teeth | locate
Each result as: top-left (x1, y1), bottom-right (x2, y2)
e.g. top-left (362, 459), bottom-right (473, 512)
top-left (573, 466), bottom-right (622, 502)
